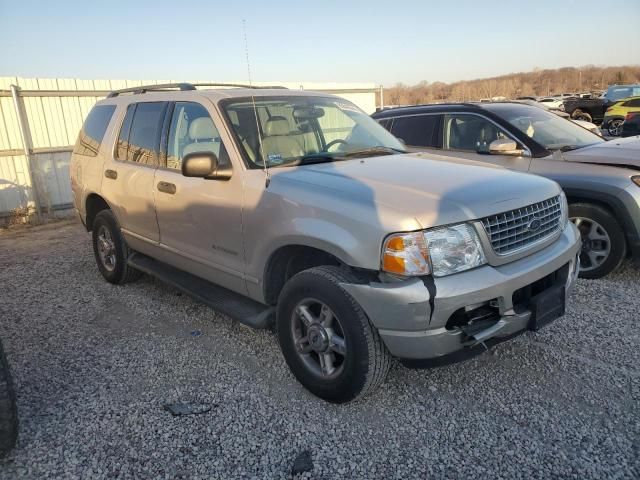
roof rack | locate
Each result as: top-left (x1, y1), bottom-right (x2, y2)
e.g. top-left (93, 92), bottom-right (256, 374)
top-left (106, 82), bottom-right (287, 98)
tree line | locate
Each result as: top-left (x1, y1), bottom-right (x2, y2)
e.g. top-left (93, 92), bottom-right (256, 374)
top-left (381, 65), bottom-right (640, 106)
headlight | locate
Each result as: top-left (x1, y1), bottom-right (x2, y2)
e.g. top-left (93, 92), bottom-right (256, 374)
top-left (424, 224), bottom-right (487, 277)
top-left (559, 191), bottom-right (569, 229)
top-left (381, 223), bottom-right (486, 278)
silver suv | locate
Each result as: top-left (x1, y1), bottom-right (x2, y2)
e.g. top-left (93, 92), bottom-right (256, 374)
top-left (70, 83), bottom-right (580, 403)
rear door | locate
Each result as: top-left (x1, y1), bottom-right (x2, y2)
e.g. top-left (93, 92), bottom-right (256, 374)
top-left (387, 114), bottom-right (440, 152)
top-left (153, 100), bottom-right (246, 294)
top-left (101, 101), bottom-right (168, 243)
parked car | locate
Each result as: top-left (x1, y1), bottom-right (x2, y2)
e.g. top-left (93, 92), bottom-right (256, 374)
top-left (602, 96), bottom-right (640, 136)
top-left (71, 83), bottom-right (581, 402)
top-left (0, 339), bottom-right (18, 457)
top-left (562, 97), bottom-right (607, 123)
top-left (537, 97), bottom-right (565, 110)
top-left (604, 84), bottom-right (640, 103)
top-left (621, 112), bottom-right (640, 137)
top-left (373, 102), bottom-right (640, 279)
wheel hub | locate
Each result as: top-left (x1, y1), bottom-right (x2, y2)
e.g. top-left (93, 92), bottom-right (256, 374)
top-left (307, 324), bottom-right (329, 352)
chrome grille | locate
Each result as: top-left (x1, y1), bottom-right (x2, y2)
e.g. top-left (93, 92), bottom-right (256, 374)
top-left (481, 196), bottom-right (562, 255)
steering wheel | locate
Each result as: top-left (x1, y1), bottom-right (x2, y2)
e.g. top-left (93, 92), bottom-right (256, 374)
top-left (324, 139), bottom-right (349, 152)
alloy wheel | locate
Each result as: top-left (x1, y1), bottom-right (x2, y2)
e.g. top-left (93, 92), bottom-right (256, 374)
top-left (571, 217), bottom-right (611, 272)
top-left (608, 119), bottom-right (623, 136)
top-left (96, 225), bottom-right (117, 272)
top-left (291, 298), bottom-right (347, 380)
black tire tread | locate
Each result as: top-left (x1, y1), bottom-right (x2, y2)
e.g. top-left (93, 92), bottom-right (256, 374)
top-left (279, 265), bottom-right (391, 402)
top-left (92, 210), bottom-right (142, 284)
top-left (0, 339), bottom-right (18, 457)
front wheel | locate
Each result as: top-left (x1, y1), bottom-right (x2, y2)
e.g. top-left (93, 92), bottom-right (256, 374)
top-left (607, 118), bottom-right (624, 136)
top-left (570, 203), bottom-right (627, 279)
top-left (0, 339), bottom-right (18, 457)
top-left (277, 266), bottom-right (391, 403)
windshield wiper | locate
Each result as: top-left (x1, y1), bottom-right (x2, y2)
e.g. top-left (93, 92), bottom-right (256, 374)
top-left (341, 146), bottom-right (407, 158)
top-left (295, 152), bottom-right (347, 165)
top-left (559, 145), bottom-right (582, 152)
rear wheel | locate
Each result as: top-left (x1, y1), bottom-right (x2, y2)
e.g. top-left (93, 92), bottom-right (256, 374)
top-left (91, 210), bottom-right (142, 284)
top-left (277, 266), bottom-right (391, 403)
top-left (0, 339), bottom-right (18, 457)
top-left (569, 203), bottom-right (626, 279)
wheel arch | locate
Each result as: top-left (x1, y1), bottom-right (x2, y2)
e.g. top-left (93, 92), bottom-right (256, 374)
top-left (564, 188), bottom-right (633, 252)
top-left (263, 244), bottom-right (353, 306)
top-left (85, 193), bottom-right (112, 231)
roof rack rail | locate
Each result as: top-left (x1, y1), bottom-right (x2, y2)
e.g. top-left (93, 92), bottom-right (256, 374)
top-left (106, 83), bottom-right (195, 98)
top-left (189, 83), bottom-right (288, 90)
top-left (106, 82), bottom-right (287, 98)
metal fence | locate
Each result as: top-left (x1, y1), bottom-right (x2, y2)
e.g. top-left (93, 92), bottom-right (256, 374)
top-left (0, 77), bottom-right (381, 222)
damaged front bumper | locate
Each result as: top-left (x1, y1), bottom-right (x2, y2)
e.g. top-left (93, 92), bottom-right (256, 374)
top-left (342, 223), bottom-right (581, 360)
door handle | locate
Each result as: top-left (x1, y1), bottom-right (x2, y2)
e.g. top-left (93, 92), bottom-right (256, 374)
top-left (157, 181), bottom-right (176, 194)
top-left (104, 169), bottom-right (118, 180)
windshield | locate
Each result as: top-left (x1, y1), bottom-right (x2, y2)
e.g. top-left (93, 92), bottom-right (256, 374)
top-left (488, 104), bottom-right (604, 151)
top-left (221, 96), bottom-right (405, 168)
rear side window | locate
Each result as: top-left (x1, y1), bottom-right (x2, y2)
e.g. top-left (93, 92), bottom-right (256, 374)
top-left (390, 115), bottom-right (438, 147)
top-left (115, 102), bottom-right (167, 165)
top-left (73, 105), bottom-right (116, 157)
top-left (623, 98), bottom-right (640, 108)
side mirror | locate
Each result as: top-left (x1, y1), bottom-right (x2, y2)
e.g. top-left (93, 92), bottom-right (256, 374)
top-left (181, 152), bottom-right (231, 180)
top-left (488, 138), bottom-right (522, 156)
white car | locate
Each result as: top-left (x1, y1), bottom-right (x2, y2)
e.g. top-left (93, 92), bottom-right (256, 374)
top-left (538, 97), bottom-right (565, 110)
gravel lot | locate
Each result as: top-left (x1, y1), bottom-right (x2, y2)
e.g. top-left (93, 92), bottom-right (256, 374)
top-left (0, 219), bottom-right (638, 479)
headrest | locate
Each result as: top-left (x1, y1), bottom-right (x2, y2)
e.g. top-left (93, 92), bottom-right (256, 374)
top-left (265, 116), bottom-right (290, 136)
top-left (189, 117), bottom-right (215, 140)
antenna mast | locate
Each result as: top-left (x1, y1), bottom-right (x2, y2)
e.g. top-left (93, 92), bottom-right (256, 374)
top-left (243, 20), bottom-right (270, 188)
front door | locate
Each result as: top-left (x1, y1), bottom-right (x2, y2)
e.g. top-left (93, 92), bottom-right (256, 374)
top-left (437, 113), bottom-right (532, 172)
top-left (153, 100), bottom-right (246, 294)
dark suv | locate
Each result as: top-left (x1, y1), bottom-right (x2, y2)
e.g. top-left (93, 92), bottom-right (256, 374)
top-left (372, 102), bottom-right (640, 279)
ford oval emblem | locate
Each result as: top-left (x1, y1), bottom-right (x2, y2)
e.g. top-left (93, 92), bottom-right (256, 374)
top-left (527, 218), bottom-right (542, 232)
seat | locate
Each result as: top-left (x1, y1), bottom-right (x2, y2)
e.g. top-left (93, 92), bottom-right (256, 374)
top-left (182, 117), bottom-right (221, 157)
top-left (260, 116), bottom-right (304, 161)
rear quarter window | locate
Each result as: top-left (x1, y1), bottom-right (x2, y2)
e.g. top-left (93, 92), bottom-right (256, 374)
top-left (73, 105), bottom-right (116, 157)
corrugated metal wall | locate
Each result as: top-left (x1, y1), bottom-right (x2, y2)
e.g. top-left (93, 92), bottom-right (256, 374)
top-left (0, 77), bottom-right (378, 219)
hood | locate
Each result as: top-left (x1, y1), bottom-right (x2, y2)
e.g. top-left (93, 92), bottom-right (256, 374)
top-left (271, 153), bottom-right (560, 229)
top-left (562, 136), bottom-right (640, 169)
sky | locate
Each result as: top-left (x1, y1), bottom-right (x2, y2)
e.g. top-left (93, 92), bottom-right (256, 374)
top-left (1, 0), bottom-right (638, 86)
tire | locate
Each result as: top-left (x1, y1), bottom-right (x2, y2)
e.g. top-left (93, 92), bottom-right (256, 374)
top-left (569, 203), bottom-right (627, 279)
top-left (0, 339), bottom-right (18, 457)
top-left (572, 110), bottom-right (592, 123)
top-left (607, 118), bottom-right (624, 136)
top-left (91, 210), bottom-right (142, 284)
top-left (276, 266), bottom-right (391, 403)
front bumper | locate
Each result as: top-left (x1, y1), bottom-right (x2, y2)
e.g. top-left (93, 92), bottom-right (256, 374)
top-left (342, 223), bottom-right (581, 360)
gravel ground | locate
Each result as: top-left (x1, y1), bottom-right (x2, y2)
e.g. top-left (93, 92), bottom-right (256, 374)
top-left (0, 219), bottom-right (638, 479)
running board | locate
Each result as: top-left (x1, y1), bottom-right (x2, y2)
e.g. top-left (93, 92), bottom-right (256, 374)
top-left (128, 252), bottom-right (274, 329)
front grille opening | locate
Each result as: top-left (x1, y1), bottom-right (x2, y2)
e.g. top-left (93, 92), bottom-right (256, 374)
top-left (512, 263), bottom-right (570, 313)
top-left (446, 302), bottom-right (500, 331)
top-left (482, 196), bottom-right (562, 255)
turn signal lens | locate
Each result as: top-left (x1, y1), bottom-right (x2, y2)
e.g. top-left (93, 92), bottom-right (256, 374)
top-left (382, 232), bottom-right (430, 276)
top-left (632, 176), bottom-right (640, 187)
